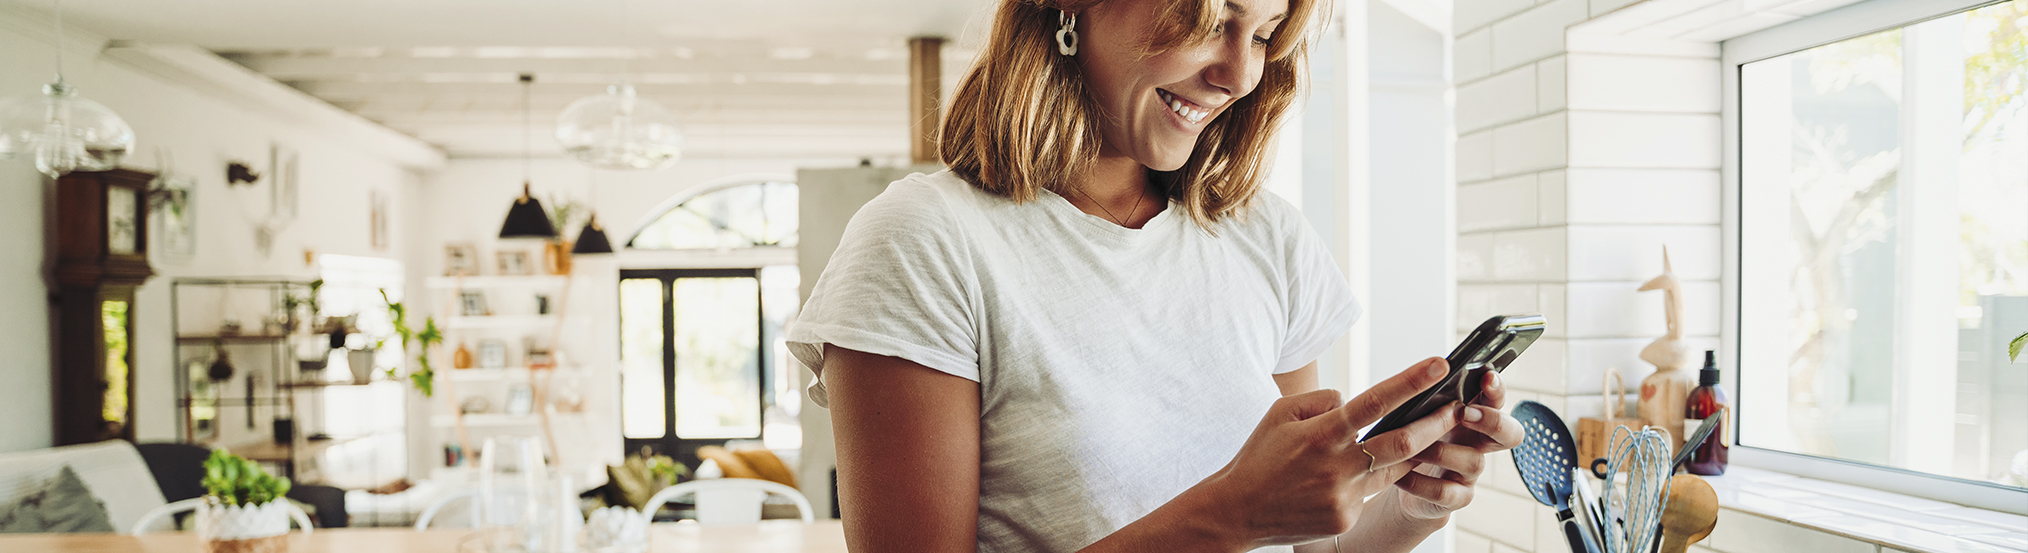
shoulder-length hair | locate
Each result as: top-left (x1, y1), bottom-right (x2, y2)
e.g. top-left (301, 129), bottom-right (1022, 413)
top-left (940, 0), bottom-right (1328, 227)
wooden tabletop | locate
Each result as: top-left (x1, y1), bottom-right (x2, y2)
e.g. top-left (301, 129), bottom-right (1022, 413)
top-left (0, 521), bottom-right (849, 552)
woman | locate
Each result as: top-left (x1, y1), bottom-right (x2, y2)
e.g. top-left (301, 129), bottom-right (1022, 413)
top-left (785, 0), bottom-right (1523, 551)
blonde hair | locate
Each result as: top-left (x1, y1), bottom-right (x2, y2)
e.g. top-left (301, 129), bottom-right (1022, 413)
top-left (940, 0), bottom-right (1327, 227)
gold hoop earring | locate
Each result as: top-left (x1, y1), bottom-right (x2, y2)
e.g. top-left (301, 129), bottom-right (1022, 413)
top-left (1056, 10), bottom-right (1079, 56)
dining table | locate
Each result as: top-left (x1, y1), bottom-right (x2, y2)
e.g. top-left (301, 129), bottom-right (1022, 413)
top-left (0, 520), bottom-right (849, 552)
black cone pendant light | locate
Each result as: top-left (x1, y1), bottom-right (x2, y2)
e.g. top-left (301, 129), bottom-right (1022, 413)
top-left (570, 215), bottom-right (614, 254)
top-left (499, 183), bottom-right (557, 238)
top-left (498, 73), bottom-right (559, 240)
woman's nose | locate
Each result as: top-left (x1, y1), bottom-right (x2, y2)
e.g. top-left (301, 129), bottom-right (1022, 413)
top-left (1200, 35), bottom-right (1257, 98)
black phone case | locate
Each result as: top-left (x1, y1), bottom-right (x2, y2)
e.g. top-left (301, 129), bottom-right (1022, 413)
top-left (1359, 314), bottom-right (1546, 442)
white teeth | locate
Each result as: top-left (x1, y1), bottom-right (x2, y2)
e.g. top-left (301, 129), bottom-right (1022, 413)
top-left (1162, 90), bottom-right (1209, 124)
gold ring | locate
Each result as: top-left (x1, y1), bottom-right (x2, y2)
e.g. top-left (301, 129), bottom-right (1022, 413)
top-left (1357, 441), bottom-right (1377, 474)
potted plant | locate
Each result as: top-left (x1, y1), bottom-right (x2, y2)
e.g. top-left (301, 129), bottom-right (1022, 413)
top-left (197, 450), bottom-right (295, 553)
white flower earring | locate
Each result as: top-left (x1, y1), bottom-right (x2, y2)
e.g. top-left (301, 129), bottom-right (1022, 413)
top-left (1056, 10), bottom-right (1079, 56)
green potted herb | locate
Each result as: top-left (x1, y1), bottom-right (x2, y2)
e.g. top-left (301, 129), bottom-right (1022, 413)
top-left (197, 450), bottom-right (296, 552)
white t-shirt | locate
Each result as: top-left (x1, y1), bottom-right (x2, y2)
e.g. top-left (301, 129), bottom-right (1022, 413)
top-left (787, 170), bottom-right (1360, 553)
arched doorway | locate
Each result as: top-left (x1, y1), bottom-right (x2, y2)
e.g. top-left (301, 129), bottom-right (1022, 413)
top-left (618, 179), bottom-right (803, 466)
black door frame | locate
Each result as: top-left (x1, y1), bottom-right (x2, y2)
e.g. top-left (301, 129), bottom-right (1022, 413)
top-left (618, 268), bottom-right (766, 466)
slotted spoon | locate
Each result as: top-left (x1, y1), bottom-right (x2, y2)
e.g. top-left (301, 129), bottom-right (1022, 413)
top-left (1512, 400), bottom-right (1602, 553)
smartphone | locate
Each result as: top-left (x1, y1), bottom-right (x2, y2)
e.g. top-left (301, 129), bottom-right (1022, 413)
top-left (1359, 314), bottom-right (1547, 442)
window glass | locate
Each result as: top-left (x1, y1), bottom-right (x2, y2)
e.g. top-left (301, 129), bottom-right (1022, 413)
top-left (102, 300), bottom-right (130, 432)
top-left (629, 181), bottom-right (798, 249)
top-left (1739, 1), bottom-right (2027, 488)
top-left (620, 278), bottom-right (666, 439)
top-left (671, 277), bottom-right (762, 439)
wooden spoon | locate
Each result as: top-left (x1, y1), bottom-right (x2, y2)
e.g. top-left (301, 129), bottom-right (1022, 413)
top-left (1659, 474), bottom-right (1720, 553)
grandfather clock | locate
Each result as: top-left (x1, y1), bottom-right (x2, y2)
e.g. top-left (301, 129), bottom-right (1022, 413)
top-left (49, 168), bottom-right (156, 445)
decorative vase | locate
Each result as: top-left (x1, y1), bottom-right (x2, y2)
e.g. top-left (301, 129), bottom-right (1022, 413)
top-left (544, 240), bottom-right (573, 275)
top-left (196, 497), bottom-right (291, 553)
top-left (347, 348), bottom-right (376, 385)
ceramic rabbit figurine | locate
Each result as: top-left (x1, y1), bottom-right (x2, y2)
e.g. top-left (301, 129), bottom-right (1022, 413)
top-left (1638, 247), bottom-right (1696, 450)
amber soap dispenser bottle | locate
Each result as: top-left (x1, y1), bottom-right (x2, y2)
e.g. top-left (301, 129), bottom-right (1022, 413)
top-left (1685, 350), bottom-right (1729, 475)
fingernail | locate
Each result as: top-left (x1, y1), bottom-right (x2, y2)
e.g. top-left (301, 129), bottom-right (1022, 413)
top-left (1463, 405), bottom-right (1484, 422)
top-left (1426, 360), bottom-right (1446, 379)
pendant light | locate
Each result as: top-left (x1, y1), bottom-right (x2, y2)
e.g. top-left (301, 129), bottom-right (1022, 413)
top-left (499, 73), bottom-right (559, 239)
top-left (0, 0), bottom-right (134, 178)
top-left (570, 215), bottom-right (614, 254)
top-left (554, 0), bottom-right (682, 170)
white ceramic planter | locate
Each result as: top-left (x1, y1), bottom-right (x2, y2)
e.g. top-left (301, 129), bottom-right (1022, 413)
top-left (196, 498), bottom-right (291, 553)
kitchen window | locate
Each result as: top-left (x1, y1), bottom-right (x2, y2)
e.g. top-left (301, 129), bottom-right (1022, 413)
top-left (1726, 0), bottom-right (2028, 513)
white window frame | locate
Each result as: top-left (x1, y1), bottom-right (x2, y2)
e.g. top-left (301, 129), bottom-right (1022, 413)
top-left (1720, 0), bottom-right (2028, 515)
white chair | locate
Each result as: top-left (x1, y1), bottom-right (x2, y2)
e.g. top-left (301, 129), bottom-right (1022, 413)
top-left (413, 487), bottom-right (544, 531)
top-left (638, 479), bottom-right (814, 526)
top-left (130, 497), bottom-right (315, 536)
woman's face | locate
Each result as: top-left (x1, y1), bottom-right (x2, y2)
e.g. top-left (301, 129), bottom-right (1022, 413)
top-left (1079, 0), bottom-right (1290, 172)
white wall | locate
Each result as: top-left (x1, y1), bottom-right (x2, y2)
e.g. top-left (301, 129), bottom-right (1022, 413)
top-left (0, 10), bottom-right (433, 453)
top-left (409, 155), bottom-right (861, 479)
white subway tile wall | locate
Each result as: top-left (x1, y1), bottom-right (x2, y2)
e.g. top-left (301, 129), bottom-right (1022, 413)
top-left (1565, 111), bottom-right (1721, 169)
top-left (1458, 29), bottom-right (1495, 82)
top-left (1564, 168), bottom-right (1721, 224)
top-left (1492, 0), bottom-right (1591, 71)
top-left (1536, 56), bottom-right (1569, 113)
top-left (1564, 225), bottom-right (1722, 281)
top-left (1444, 1), bottom-right (2016, 552)
top-left (1458, 67), bottom-right (1540, 133)
top-left (1459, 174), bottom-right (1541, 232)
top-left (1565, 54), bottom-right (1721, 111)
top-left (1459, 130), bottom-right (1495, 182)
top-left (1536, 170), bottom-right (1568, 225)
top-left (1491, 113), bottom-right (1568, 176)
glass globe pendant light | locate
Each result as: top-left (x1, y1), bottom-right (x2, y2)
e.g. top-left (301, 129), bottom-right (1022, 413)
top-left (555, 83), bottom-right (683, 170)
top-left (0, 0), bottom-right (134, 178)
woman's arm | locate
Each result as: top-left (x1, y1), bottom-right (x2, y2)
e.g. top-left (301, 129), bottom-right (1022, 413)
top-left (828, 347), bottom-right (1463, 553)
top-left (826, 346), bottom-right (1243, 553)
top-left (825, 346), bottom-right (982, 553)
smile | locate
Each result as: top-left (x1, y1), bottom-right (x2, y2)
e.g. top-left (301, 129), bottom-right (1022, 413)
top-left (1156, 89), bottom-right (1211, 125)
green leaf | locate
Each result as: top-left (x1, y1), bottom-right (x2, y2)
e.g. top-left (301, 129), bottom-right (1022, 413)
top-left (418, 318), bottom-right (442, 347)
top-left (2010, 331), bottom-right (2026, 363)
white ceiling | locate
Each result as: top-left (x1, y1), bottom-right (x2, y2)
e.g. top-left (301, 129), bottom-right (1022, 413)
top-left (6, 0), bottom-right (997, 159)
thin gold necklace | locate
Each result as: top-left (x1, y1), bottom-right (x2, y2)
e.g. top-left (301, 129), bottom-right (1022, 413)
top-left (1071, 183), bottom-right (1147, 227)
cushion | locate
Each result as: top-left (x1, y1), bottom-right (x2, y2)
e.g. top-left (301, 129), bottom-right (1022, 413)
top-left (0, 441), bottom-right (168, 531)
top-left (0, 465), bottom-right (115, 533)
top-left (730, 449), bottom-right (798, 488)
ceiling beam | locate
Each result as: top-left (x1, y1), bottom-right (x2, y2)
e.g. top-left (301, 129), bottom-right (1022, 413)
top-left (288, 80), bottom-right (905, 99)
top-left (227, 55), bottom-right (919, 80)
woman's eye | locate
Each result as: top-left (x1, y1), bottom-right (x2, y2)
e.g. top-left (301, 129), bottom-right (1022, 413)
top-left (1253, 35), bottom-right (1271, 47)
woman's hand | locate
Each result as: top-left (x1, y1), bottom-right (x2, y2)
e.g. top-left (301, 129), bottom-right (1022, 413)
top-left (1390, 369), bottom-right (1525, 520)
top-left (1186, 357), bottom-right (1462, 549)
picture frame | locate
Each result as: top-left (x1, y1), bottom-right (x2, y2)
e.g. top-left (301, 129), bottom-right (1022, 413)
top-left (478, 339), bottom-right (508, 368)
top-left (504, 384), bottom-right (534, 416)
top-left (459, 291), bottom-right (489, 317)
top-left (445, 243), bottom-right (480, 276)
top-left (496, 250), bottom-right (532, 276)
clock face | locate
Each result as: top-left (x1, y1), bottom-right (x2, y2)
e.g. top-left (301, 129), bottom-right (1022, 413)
top-left (107, 187), bottom-right (138, 255)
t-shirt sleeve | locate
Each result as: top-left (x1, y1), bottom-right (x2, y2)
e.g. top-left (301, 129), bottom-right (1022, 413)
top-left (786, 181), bottom-right (979, 408)
top-left (1274, 211), bottom-right (1362, 375)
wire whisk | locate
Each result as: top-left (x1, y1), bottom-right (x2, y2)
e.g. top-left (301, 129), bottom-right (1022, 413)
top-left (1600, 426), bottom-right (1674, 553)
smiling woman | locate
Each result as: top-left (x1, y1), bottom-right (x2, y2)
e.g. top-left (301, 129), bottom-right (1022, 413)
top-left (940, 0), bottom-right (1319, 228)
top-left (787, 0), bottom-right (1526, 552)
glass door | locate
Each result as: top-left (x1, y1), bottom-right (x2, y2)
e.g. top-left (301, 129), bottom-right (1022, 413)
top-left (619, 269), bottom-right (765, 463)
